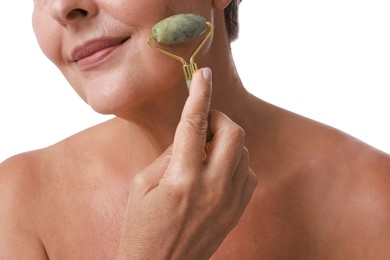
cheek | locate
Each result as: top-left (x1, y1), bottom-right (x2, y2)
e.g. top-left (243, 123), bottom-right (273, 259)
top-left (32, 10), bottom-right (84, 99)
top-left (108, 0), bottom-right (179, 34)
top-left (83, 43), bottom-right (185, 115)
top-left (32, 10), bottom-right (63, 67)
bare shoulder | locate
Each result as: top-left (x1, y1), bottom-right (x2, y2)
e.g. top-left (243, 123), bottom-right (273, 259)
top-left (337, 146), bottom-right (390, 258)
top-left (0, 118), bottom-right (117, 259)
top-left (251, 101), bottom-right (390, 258)
top-left (0, 151), bottom-right (45, 212)
top-left (0, 118), bottom-right (129, 259)
top-left (291, 111), bottom-right (390, 257)
top-left (0, 152), bottom-right (49, 259)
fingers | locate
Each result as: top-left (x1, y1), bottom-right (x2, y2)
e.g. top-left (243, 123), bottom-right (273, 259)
top-left (231, 148), bottom-right (258, 208)
top-left (205, 110), bottom-right (245, 182)
top-left (204, 110), bottom-right (257, 209)
top-left (240, 168), bottom-right (258, 208)
top-left (231, 147), bottom-right (250, 188)
top-left (169, 68), bottom-right (212, 172)
top-left (164, 66), bottom-right (256, 208)
top-left (131, 146), bottom-right (172, 197)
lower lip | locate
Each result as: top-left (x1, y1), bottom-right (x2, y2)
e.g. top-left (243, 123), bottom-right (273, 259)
top-left (76, 42), bottom-right (125, 70)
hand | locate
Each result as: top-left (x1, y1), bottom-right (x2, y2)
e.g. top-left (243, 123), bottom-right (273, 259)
top-left (117, 68), bottom-right (257, 260)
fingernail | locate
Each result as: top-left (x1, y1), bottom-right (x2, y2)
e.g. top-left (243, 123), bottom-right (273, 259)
top-left (202, 67), bottom-right (212, 84)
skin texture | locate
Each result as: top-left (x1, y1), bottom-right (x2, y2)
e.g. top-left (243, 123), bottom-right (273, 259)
top-left (1, 0), bottom-right (390, 259)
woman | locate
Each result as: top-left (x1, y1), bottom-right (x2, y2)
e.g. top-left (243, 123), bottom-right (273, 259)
top-left (1, 0), bottom-right (389, 259)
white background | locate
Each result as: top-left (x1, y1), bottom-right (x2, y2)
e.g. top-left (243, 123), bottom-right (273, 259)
top-left (0, 1), bottom-right (389, 162)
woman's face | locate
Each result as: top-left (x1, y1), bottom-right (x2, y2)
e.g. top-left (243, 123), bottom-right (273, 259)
top-left (32, 0), bottom-right (212, 115)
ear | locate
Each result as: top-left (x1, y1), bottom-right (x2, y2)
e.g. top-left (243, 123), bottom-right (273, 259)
top-left (212, 0), bottom-right (232, 10)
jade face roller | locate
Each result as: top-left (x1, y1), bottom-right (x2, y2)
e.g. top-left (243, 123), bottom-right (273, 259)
top-left (147, 13), bottom-right (214, 89)
top-left (148, 13), bottom-right (214, 153)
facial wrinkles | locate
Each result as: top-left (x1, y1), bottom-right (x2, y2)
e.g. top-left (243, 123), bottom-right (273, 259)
top-left (35, 1), bottom-right (202, 85)
top-left (32, 2), bottom-right (79, 97)
top-left (32, 4), bottom-right (57, 60)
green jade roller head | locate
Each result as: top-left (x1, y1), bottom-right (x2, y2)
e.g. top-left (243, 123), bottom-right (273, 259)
top-left (147, 14), bottom-right (214, 90)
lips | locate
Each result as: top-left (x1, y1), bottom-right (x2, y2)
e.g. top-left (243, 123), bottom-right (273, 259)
top-left (71, 37), bottom-right (129, 69)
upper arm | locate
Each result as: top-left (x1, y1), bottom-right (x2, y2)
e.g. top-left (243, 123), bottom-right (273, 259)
top-left (0, 155), bottom-right (48, 259)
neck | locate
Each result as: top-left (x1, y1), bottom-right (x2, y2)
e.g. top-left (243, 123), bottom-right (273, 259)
top-left (209, 47), bottom-right (250, 125)
top-left (114, 15), bottom-right (252, 153)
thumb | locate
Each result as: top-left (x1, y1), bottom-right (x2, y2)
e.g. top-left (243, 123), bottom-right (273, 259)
top-left (130, 146), bottom-right (173, 197)
top-left (170, 68), bottom-right (212, 170)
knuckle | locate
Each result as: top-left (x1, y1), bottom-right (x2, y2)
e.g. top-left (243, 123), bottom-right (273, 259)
top-left (131, 174), bottom-right (148, 188)
top-left (182, 115), bottom-right (208, 136)
top-left (165, 169), bottom-right (196, 198)
top-left (130, 174), bottom-right (154, 195)
top-left (168, 183), bottom-right (188, 201)
top-left (249, 170), bottom-right (258, 188)
top-left (228, 124), bottom-right (245, 145)
top-left (163, 180), bottom-right (190, 205)
top-left (197, 84), bottom-right (212, 104)
top-left (241, 147), bottom-right (250, 164)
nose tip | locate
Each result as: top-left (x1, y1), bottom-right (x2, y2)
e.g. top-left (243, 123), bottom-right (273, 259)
top-left (48, 0), bottom-right (97, 26)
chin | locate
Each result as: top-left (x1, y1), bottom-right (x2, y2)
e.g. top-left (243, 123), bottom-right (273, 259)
top-left (86, 97), bottom-right (123, 115)
top-left (85, 84), bottom-right (142, 116)
top-left (82, 79), bottom-right (174, 117)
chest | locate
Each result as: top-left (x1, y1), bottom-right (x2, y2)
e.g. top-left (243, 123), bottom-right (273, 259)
top-left (38, 173), bottom-right (129, 259)
top-left (38, 172), bottom-right (318, 259)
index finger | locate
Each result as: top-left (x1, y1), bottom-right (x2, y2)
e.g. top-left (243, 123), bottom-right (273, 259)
top-left (169, 68), bottom-right (212, 171)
